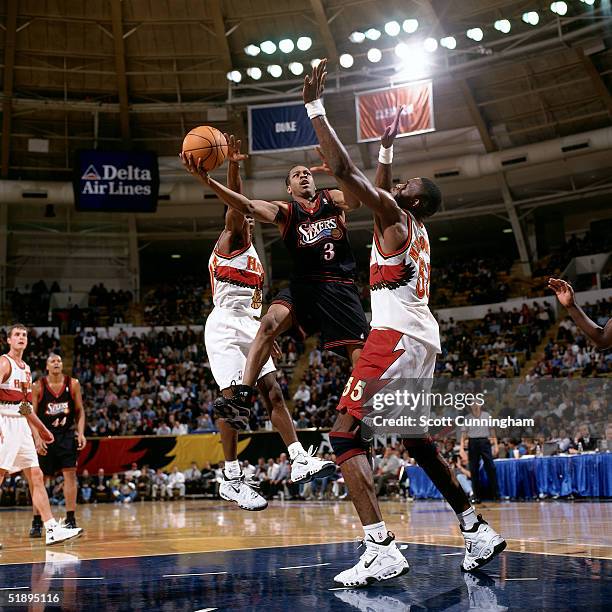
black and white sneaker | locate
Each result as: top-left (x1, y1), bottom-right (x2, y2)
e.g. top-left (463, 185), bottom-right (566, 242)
top-left (30, 519), bottom-right (43, 538)
top-left (334, 588), bottom-right (408, 611)
top-left (290, 446), bottom-right (336, 484)
top-left (213, 385), bottom-right (253, 430)
top-left (461, 515), bottom-right (506, 571)
top-left (219, 471), bottom-right (267, 511)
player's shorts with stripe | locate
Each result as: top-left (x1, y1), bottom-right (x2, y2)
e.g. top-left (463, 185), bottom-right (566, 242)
top-left (0, 413), bottom-right (39, 473)
top-left (272, 280), bottom-right (368, 357)
top-left (205, 306), bottom-right (276, 390)
top-left (337, 328), bottom-right (437, 421)
top-left (38, 430), bottom-right (78, 475)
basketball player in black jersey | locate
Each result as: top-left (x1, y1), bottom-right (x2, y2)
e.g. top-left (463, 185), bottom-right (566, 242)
top-left (186, 149), bottom-right (369, 426)
top-left (29, 353), bottom-right (86, 536)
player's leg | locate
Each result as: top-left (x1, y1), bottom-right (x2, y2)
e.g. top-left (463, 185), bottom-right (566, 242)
top-left (479, 440), bottom-right (499, 500)
top-left (62, 468), bottom-right (78, 528)
top-left (30, 444), bottom-right (57, 537)
top-left (468, 439), bottom-right (482, 502)
top-left (257, 372), bottom-right (335, 483)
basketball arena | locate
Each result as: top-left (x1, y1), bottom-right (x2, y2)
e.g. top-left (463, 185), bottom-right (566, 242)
top-left (0, 1), bottom-right (611, 610)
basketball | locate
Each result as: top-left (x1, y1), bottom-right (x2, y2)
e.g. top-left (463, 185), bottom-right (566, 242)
top-left (182, 125), bottom-right (228, 171)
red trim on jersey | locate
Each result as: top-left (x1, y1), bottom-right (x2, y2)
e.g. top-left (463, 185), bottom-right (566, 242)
top-left (0, 389), bottom-right (24, 401)
top-left (270, 299), bottom-right (306, 340)
top-left (298, 275), bottom-right (355, 285)
top-left (213, 240), bottom-right (252, 260)
top-left (44, 375), bottom-right (70, 399)
top-left (214, 266), bottom-right (263, 289)
top-left (324, 339), bottom-right (364, 348)
top-left (69, 377), bottom-right (76, 400)
top-left (38, 381), bottom-right (45, 403)
top-left (373, 217), bottom-right (412, 259)
top-left (281, 202), bottom-right (294, 240)
top-left (296, 190), bottom-right (324, 215)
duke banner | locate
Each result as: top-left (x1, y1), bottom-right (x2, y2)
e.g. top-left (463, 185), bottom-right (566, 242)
top-left (248, 100), bottom-right (318, 153)
top-left (74, 150), bottom-right (160, 212)
top-left (355, 81), bottom-right (434, 142)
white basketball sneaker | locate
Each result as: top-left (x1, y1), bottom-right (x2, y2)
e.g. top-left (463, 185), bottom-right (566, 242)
top-left (334, 532), bottom-right (409, 587)
top-left (334, 588), bottom-right (408, 611)
top-left (461, 515), bottom-right (506, 572)
top-left (290, 446), bottom-right (336, 484)
top-left (45, 520), bottom-right (83, 546)
top-left (219, 472), bottom-right (267, 511)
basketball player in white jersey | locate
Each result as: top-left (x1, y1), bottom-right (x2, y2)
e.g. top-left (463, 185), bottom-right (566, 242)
top-left (0, 324), bottom-right (82, 545)
top-left (181, 136), bottom-right (334, 510)
top-left (303, 61), bottom-right (505, 586)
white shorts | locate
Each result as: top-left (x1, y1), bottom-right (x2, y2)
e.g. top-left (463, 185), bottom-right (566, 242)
top-left (205, 307), bottom-right (276, 390)
top-left (0, 415), bottom-right (39, 474)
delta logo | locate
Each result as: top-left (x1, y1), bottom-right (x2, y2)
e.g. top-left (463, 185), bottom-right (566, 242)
top-left (297, 215), bottom-right (343, 246)
top-left (80, 162), bottom-right (153, 196)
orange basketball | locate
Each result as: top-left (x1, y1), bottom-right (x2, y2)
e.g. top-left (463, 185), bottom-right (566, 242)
top-left (182, 126), bottom-right (228, 171)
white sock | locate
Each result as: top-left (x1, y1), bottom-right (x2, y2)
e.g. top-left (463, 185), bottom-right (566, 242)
top-left (288, 442), bottom-right (306, 461)
top-left (363, 521), bottom-right (387, 543)
top-left (224, 460), bottom-right (241, 478)
top-left (457, 507), bottom-right (478, 530)
top-left (44, 518), bottom-right (58, 530)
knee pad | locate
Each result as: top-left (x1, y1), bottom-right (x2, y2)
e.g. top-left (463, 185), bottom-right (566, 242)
top-left (330, 429), bottom-right (370, 465)
top-left (403, 436), bottom-right (439, 464)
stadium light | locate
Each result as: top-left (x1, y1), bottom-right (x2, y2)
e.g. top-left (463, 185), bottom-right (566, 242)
top-left (349, 31), bottom-right (366, 43)
top-left (550, 1), bottom-right (568, 15)
top-left (423, 37), bottom-right (438, 52)
top-left (579, 0), bottom-right (595, 4)
top-left (394, 43), bottom-right (410, 59)
top-left (260, 40), bottom-right (277, 54)
top-left (522, 12), bottom-right (540, 25)
top-left (466, 28), bottom-right (484, 41)
top-left (367, 48), bottom-right (382, 63)
top-left (494, 19), bottom-right (511, 34)
top-left (171, 254), bottom-right (181, 259)
top-left (244, 44), bottom-right (260, 56)
top-left (502, 228), bottom-right (513, 234)
top-left (384, 21), bottom-right (401, 37)
top-left (279, 39), bottom-right (294, 53)
top-left (440, 36), bottom-right (457, 50)
top-left (365, 28), bottom-right (381, 41)
top-left (288, 62), bottom-right (304, 75)
top-left (246, 67), bottom-right (262, 80)
top-left (395, 44), bottom-right (429, 80)
top-left (339, 53), bottom-right (354, 68)
top-left (439, 236), bottom-right (449, 242)
top-left (310, 58), bottom-right (321, 68)
top-left (226, 70), bottom-right (242, 83)
top-left (267, 64), bottom-right (283, 77)
top-left (402, 19), bottom-right (419, 34)
top-left (297, 36), bottom-right (312, 51)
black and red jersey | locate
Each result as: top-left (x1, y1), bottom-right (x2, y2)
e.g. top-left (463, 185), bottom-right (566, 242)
top-left (281, 189), bottom-right (356, 283)
top-left (37, 375), bottom-right (76, 433)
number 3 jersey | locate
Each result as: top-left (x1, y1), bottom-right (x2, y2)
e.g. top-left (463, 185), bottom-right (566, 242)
top-left (281, 189), bottom-right (356, 282)
top-left (369, 211), bottom-right (441, 353)
top-left (37, 375), bottom-right (75, 433)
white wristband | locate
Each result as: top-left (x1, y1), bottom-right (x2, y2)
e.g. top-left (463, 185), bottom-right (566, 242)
top-left (378, 144), bottom-right (393, 164)
top-left (305, 99), bottom-right (326, 120)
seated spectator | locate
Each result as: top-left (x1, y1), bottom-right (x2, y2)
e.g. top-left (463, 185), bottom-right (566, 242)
top-left (167, 467), bottom-right (186, 499)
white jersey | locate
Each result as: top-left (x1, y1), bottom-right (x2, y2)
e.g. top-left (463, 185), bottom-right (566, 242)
top-left (369, 212), bottom-right (441, 352)
top-left (208, 239), bottom-right (265, 318)
top-left (0, 354), bottom-right (33, 416)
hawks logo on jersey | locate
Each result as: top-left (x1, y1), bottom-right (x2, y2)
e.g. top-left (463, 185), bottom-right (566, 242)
top-left (370, 260), bottom-right (415, 291)
top-left (297, 215), bottom-right (343, 247)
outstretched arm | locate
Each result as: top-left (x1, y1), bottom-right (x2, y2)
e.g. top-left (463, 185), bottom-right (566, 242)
top-left (375, 105), bottom-right (404, 192)
top-left (310, 147), bottom-right (361, 211)
top-left (548, 278), bottom-right (612, 349)
top-left (224, 133), bottom-right (248, 235)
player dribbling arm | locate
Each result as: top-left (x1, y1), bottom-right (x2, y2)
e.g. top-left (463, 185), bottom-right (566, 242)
top-left (548, 277), bottom-right (612, 349)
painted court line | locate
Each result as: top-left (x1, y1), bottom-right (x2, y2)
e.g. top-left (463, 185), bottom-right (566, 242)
top-left (194, 608), bottom-right (218, 611)
top-left (45, 577), bottom-right (105, 581)
top-left (279, 563), bottom-right (331, 570)
top-left (504, 578), bottom-right (539, 581)
top-left (441, 552), bottom-right (464, 556)
top-left (0, 586), bottom-right (29, 591)
top-left (164, 572), bottom-right (228, 578)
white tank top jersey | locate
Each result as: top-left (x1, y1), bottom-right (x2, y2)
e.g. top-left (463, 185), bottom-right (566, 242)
top-left (0, 354), bottom-right (33, 415)
top-left (369, 211), bottom-right (441, 353)
top-left (208, 239), bottom-right (265, 317)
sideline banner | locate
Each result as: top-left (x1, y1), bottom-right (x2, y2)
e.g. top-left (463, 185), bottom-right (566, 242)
top-left (355, 81), bottom-right (434, 142)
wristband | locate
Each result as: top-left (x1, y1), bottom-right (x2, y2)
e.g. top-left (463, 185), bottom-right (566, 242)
top-left (305, 99), bottom-right (326, 119)
top-left (378, 145), bottom-right (393, 164)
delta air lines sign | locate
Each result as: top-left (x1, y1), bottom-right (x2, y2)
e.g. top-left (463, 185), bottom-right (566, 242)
top-left (74, 151), bottom-right (160, 212)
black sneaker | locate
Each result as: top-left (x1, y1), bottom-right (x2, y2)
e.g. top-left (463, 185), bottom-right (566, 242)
top-left (64, 518), bottom-right (78, 530)
top-left (29, 523), bottom-right (43, 538)
top-left (213, 384), bottom-right (253, 430)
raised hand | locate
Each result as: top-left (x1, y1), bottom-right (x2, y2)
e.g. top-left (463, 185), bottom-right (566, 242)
top-left (303, 58), bottom-right (327, 104)
top-left (224, 133), bottom-right (248, 163)
top-left (309, 146), bottom-right (333, 176)
top-left (381, 105), bottom-right (405, 149)
top-left (548, 277), bottom-right (575, 308)
top-left (179, 152), bottom-right (210, 183)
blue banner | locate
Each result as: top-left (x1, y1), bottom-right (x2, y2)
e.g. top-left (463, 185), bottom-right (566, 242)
top-left (73, 150), bottom-right (159, 212)
top-left (248, 101), bottom-right (317, 153)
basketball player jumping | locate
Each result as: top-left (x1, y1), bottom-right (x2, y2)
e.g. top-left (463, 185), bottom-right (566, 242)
top-left (29, 353), bottom-right (86, 537)
top-left (303, 60), bottom-right (506, 586)
top-left (0, 324), bottom-right (82, 546)
top-left (181, 135), bottom-right (334, 510)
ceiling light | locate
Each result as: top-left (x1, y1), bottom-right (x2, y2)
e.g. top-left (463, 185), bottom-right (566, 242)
top-left (466, 28), bottom-right (484, 41)
top-left (423, 37), bottom-right (438, 52)
top-left (502, 228), bottom-right (513, 234)
top-left (267, 64), bottom-right (282, 78)
top-left (339, 53), bottom-right (354, 68)
top-left (394, 42), bottom-right (410, 59)
top-left (227, 70), bottom-right (242, 83)
top-left (365, 28), bottom-right (381, 41)
top-left (579, 0), bottom-right (595, 4)
top-left (402, 19), bottom-right (419, 34)
top-left (440, 36), bottom-right (456, 49)
top-left (260, 40), bottom-right (277, 54)
top-left (297, 36), bottom-right (312, 51)
top-left (395, 45), bottom-right (429, 80)
top-left (171, 254), bottom-right (181, 259)
top-left (367, 48), bottom-right (382, 63)
top-left (384, 21), bottom-right (401, 37)
top-left (246, 67), bottom-right (262, 80)
top-left (494, 19), bottom-right (511, 34)
top-left (349, 31), bottom-right (366, 43)
top-left (288, 62), bottom-right (304, 75)
top-left (439, 236), bottom-right (449, 242)
top-left (550, 1), bottom-right (568, 15)
top-left (279, 38), bottom-right (294, 53)
top-left (244, 44), bottom-right (260, 56)
top-left (522, 12), bottom-right (539, 25)
top-left (310, 58), bottom-right (321, 68)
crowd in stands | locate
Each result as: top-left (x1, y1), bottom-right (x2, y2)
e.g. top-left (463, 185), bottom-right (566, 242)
top-left (142, 277), bottom-right (212, 326)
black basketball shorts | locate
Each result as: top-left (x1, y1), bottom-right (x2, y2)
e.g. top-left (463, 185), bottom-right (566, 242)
top-left (38, 431), bottom-right (78, 475)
